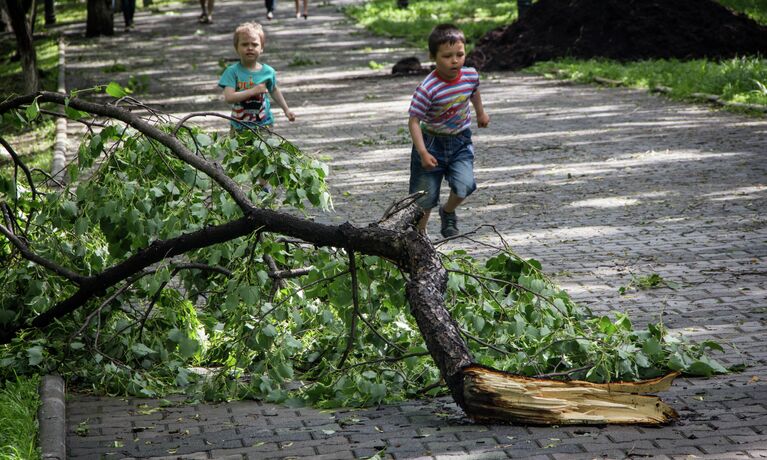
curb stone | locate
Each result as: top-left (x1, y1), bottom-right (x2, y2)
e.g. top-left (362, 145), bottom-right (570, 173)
top-left (38, 375), bottom-right (66, 460)
top-left (50, 35), bottom-right (67, 181)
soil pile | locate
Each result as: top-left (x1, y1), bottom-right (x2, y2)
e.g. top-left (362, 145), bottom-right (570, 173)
top-left (466, 0), bottom-right (767, 71)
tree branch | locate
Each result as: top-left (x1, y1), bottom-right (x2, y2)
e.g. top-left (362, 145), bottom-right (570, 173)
top-left (0, 136), bottom-right (38, 201)
top-left (338, 249), bottom-right (360, 368)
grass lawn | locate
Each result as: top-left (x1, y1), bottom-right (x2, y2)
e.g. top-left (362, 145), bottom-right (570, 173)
top-left (0, 375), bottom-right (41, 460)
top-left (346, 0), bottom-right (517, 51)
top-left (529, 57), bottom-right (767, 108)
top-left (345, 0), bottom-right (767, 112)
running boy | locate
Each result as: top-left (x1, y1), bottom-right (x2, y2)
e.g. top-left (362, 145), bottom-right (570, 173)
top-left (219, 22), bottom-right (295, 132)
top-left (407, 24), bottom-right (490, 237)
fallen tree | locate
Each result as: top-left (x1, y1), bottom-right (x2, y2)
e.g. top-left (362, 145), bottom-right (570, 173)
top-left (0, 91), bottom-right (726, 424)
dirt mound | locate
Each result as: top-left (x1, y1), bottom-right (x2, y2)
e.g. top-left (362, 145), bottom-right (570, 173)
top-left (466, 0), bottom-right (767, 71)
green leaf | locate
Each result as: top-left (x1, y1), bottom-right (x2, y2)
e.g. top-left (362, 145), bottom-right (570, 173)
top-left (686, 360), bottom-right (715, 377)
top-left (634, 351), bottom-right (651, 368)
top-left (27, 346), bottom-right (44, 366)
top-left (598, 316), bottom-right (616, 334)
top-left (642, 338), bottom-right (663, 359)
top-left (195, 133), bottom-right (213, 147)
top-left (701, 340), bottom-right (725, 353)
top-left (25, 99), bottom-right (40, 121)
top-left (274, 362), bottom-right (294, 380)
top-left (178, 337), bottom-right (199, 358)
top-left (262, 324), bottom-right (277, 337)
top-left (131, 343), bottom-right (156, 357)
top-left (65, 105), bottom-right (89, 120)
top-left (105, 81), bottom-right (128, 98)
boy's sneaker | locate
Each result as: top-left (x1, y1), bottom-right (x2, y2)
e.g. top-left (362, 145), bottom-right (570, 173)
top-left (439, 206), bottom-right (459, 238)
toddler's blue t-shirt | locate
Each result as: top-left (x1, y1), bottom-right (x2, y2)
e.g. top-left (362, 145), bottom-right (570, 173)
top-left (219, 62), bottom-right (277, 129)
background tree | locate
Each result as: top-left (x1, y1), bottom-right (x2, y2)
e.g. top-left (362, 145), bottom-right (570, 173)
top-left (86, 0), bottom-right (113, 36)
top-left (3, 0), bottom-right (39, 92)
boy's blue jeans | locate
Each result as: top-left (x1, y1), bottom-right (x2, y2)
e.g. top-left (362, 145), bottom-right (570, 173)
top-left (409, 128), bottom-right (477, 210)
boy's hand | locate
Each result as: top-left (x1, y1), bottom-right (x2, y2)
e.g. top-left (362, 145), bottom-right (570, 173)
top-left (477, 112), bottom-right (490, 128)
top-left (284, 110), bottom-right (296, 122)
top-left (250, 84), bottom-right (268, 96)
top-left (419, 152), bottom-right (438, 169)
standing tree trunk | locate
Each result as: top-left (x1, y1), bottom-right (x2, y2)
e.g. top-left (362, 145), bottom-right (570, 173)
top-left (4, 0), bottom-right (38, 93)
top-left (86, 0), bottom-right (113, 37)
top-left (0, 0), bottom-right (10, 32)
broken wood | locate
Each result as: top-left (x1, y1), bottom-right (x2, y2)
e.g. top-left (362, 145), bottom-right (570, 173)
top-left (461, 365), bottom-right (679, 425)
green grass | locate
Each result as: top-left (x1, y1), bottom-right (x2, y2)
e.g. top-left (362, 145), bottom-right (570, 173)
top-left (0, 375), bottom-right (41, 460)
top-left (0, 35), bottom-right (58, 99)
top-left (345, 0), bottom-right (517, 51)
top-left (1, 33), bottom-right (59, 176)
top-left (529, 57), bottom-right (767, 107)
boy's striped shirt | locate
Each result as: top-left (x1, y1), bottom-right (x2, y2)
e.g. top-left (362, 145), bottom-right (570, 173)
top-left (408, 67), bottom-right (480, 135)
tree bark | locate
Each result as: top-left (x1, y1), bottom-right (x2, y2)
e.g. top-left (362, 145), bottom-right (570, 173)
top-left (0, 93), bottom-right (680, 426)
top-left (86, 0), bottom-right (113, 37)
top-left (4, 0), bottom-right (38, 92)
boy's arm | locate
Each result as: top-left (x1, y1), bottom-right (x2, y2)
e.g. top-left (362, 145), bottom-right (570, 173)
top-left (269, 85), bottom-right (296, 122)
top-left (470, 89), bottom-right (490, 128)
top-left (408, 116), bottom-right (437, 169)
top-left (222, 84), bottom-right (268, 104)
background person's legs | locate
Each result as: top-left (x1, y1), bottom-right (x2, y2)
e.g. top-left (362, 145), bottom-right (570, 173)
top-left (294, 0), bottom-right (307, 18)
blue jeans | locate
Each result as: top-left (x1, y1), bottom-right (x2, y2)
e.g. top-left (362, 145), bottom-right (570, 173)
top-left (409, 129), bottom-right (477, 210)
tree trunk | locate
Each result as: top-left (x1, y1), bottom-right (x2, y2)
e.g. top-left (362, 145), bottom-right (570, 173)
top-left (86, 0), bottom-right (113, 37)
top-left (4, 0), bottom-right (38, 93)
top-left (0, 0), bottom-right (10, 32)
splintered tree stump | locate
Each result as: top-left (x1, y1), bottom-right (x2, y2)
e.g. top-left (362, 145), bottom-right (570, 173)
top-left (461, 365), bottom-right (679, 425)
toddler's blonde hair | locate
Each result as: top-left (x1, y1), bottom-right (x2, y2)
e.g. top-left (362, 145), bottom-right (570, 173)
top-left (233, 22), bottom-right (266, 48)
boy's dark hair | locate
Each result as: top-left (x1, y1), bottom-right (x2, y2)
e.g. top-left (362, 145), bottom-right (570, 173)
top-left (428, 24), bottom-right (465, 56)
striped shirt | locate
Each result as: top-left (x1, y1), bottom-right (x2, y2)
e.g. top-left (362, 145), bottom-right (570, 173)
top-left (408, 67), bottom-right (480, 135)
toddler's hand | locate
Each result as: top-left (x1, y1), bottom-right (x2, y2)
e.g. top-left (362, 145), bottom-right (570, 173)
top-left (284, 110), bottom-right (296, 122)
top-left (420, 152), bottom-right (438, 169)
top-left (251, 84), bottom-right (268, 96)
top-left (477, 112), bottom-right (490, 128)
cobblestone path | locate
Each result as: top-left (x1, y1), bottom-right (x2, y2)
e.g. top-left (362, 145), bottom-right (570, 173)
top-left (62, 0), bottom-right (767, 458)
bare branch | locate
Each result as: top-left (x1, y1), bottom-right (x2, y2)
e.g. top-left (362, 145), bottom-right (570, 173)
top-left (270, 266), bottom-right (313, 279)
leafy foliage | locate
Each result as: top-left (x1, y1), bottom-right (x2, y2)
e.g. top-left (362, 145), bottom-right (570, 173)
top-left (0, 101), bottom-right (728, 408)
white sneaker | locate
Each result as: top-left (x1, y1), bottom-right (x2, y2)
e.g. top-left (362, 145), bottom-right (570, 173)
top-left (266, 10), bottom-right (273, 19)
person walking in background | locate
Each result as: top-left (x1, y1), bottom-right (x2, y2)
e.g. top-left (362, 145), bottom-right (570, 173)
top-left (219, 22), bottom-right (296, 132)
top-left (295, 0), bottom-right (308, 19)
top-left (115, 0), bottom-right (135, 31)
top-left (406, 23), bottom-right (490, 237)
top-left (198, 0), bottom-right (214, 23)
top-left (265, 0), bottom-right (275, 19)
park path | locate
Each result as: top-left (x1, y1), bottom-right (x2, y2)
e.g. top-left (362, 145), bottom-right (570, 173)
top-left (61, 0), bottom-right (767, 458)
